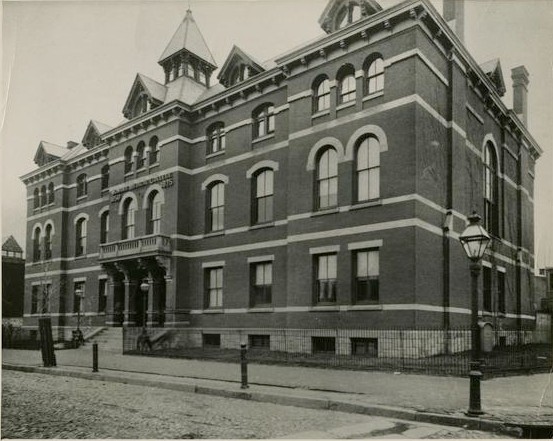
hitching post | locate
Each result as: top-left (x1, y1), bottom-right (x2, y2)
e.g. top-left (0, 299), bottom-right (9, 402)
top-left (240, 343), bottom-right (249, 389)
top-left (92, 343), bottom-right (98, 372)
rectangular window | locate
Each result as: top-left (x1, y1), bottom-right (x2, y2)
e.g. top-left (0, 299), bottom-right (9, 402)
top-left (202, 334), bottom-right (220, 348)
top-left (73, 282), bottom-right (85, 314)
top-left (351, 338), bottom-right (378, 356)
top-left (205, 267), bottom-right (223, 309)
top-left (312, 336), bottom-right (335, 354)
top-left (483, 266), bottom-right (492, 312)
top-left (251, 262), bottom-right (272, 306)
top-left (98, 279), bottom-right (107, 313)
top-left (40, 284), bottom-right (51, 314)
top-left (315, 254), bottom-right (337, 303)
top-left (31, 286), bottom-right (39, 314)
top-left (354, 249), bottom-right (379, 303)
top-left (497, 271), bottom-right (506, 314)
top-left (249, 334), bottom-right (270, 350)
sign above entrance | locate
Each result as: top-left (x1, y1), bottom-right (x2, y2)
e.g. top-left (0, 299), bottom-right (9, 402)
top-left (110, 173), bottom-right (174, 202)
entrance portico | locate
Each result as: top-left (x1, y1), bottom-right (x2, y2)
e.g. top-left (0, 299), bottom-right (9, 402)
top-left (99, 235), bottom-right (172, 327)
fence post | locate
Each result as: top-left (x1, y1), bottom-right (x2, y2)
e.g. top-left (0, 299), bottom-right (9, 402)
top-left (92, 343), bottom-right (98, 372)
top-left (240, 343), bottom-right (249, 389)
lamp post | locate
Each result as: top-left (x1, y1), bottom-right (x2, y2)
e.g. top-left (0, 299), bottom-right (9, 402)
top-left (75, 288), bottom-right (83, 332)
top-left (459, 211), bottom-right (491, 417)
top-left (140, 279), bottom-right (149, 328)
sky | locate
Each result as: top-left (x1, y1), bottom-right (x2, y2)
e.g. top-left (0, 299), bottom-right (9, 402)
top-left (1, 0), bottom-right (552, 267)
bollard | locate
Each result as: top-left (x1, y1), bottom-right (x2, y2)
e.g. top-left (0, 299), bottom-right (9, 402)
top-left (240, 343), bottom-right (249, 389)
top-left (92, 343), bottom-right (98, 372)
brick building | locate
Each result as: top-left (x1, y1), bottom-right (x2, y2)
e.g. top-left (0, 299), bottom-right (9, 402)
top-left (21, 0), bottom-right (542, 349)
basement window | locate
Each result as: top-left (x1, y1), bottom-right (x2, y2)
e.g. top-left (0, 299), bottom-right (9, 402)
top-left (312, 336), bottom-right (335, 354)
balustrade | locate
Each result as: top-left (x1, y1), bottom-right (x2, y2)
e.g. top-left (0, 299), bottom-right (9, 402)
top-left (99, 234), bottom-right (171, 261)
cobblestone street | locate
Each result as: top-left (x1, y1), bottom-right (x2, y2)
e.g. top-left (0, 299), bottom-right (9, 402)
top-left (2, 371), bottom-right (509, 439)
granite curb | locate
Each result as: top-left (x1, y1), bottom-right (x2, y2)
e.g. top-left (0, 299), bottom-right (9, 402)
top-left (2, 362), bottom-right (522, 437)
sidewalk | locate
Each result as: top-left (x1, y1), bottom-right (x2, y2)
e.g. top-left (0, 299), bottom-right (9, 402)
top-left (2, 347), bottom-right (552, 435)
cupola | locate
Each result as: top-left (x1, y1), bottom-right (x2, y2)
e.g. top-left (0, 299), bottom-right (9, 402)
top-left (158, 9), bottom-right (217, 87)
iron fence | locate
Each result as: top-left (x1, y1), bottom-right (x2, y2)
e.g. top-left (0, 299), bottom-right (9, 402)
top-left (122, 326), bottom-right (552, 378)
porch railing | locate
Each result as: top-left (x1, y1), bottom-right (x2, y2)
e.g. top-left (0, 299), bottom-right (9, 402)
top-left (99, 234), bottom-right (171, 261)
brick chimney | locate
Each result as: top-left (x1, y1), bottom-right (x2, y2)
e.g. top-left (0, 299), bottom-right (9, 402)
top-left (511, 66), bottom-right (530, 126)
top-left (443, 0), bottom-right (465, 43)
top-left (67, 141), bottom-right (79, 149)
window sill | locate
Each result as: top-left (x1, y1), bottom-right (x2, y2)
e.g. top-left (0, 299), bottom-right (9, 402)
top-left (347, 304), bottom-right (383, 311)
top-left (204, 231), bottom-right (225, 238)
top-left (101, 188), bottom-right (109, 195)
top-left (124, 172), bottom-right (134, 178)
top-left (149, 162), bottom-right (160, 169)
top-left (309, 305), bottom-right (339, 312)
top-left (74, 255), bottom-right (87, 260)
top-left (76, 195), bottom-right (88, 202)
top-left (48, 202), bottom-right (55, 207)
top-left (311, 207), bottom-right (339, 217)
top-left (482, 311), bottom-right (493, 318)
top-left (206, 151), bottom-right (225, 160)
top-left (248, 307), bottom-right (274, 313)
top-left (349, 199), bottom-right (382, 211)
top-left (249, 222), bottom-right (275, 231)
top-left (497, 312), bottom-right (506, 318)
top-left (312, 109), bottom-right (330, 119)
top-left (203, 308), bottom-right (224, 314)
top-left (336, 100), bottom-right (356, 111)
top-left (252, 133), bottom-right (275, 145)
top-left (362, 91), bottom-right (384, 102)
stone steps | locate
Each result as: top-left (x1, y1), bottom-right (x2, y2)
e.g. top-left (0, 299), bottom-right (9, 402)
top-left (85, 328), bottom-right (123, 353)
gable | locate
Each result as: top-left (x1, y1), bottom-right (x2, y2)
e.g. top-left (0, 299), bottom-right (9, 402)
top-left (82, 123), bottom-right (102, 149)
top-left (217, 45), bottom-right (265, 88)
top-left (122, 74), bottom-right (166, 119)
top-left (33, 142), bottom-right (66, 166)
top-left (480, 59), bottom-right (506, 97)
top-left (319, 0), bottom-right (382, 34)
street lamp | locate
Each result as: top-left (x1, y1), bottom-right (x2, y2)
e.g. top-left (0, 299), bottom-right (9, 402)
top-left (140, 279), bottom-right (149, 328)
top-left (459, 211), bottom-right (491, 416)
top-left (74, 287), bottom-right (84, 347)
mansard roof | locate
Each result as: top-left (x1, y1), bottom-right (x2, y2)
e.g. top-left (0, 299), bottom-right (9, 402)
top-left (2, 235), bottom-right (23, 253)
top-left (33, 141), bottom-right (67, 166)
top-left (479, 58), bottom-right (506, 97)
top-left (158, 9), bottom-right (217, 68)
top-left (217, 45), bottom-right (266, 85)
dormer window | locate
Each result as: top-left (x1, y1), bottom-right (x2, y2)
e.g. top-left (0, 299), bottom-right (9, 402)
top-left (133, 95), bottom-right (148, 118)
top-left (336, 3), bottom-right (362, 29)
top-left (199, 70), bottom-right (207, 85)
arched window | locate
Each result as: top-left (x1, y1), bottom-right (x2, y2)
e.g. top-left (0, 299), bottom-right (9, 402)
top-left (44, 224), bottom-right (53, 260)
top-left (136, 141), bottom-right (146, 169)
top-left (122, 198), bottom-right (137, 240)
top-left (100, 211), bottom-right (109, 244)
top-left (316, 147), bottom-right (338, 209)
top-left (313, 76), bottom-right (330, 112)
top-left (207, 123), bottom-right (226, 155)
top-left (33, 227), bottom-right (41, 262)
top-left (253, 104), bottom-right (275, 138)
top-left (41, 185), bottom-right (47, 206)
top-left (48, 183), bottom-right (55, 204)
top-left (207, 182), bottom-right (225, 232)
top-left (484, 142), bottom-right (499, 235)
top-left (133, 95), bottom-right (148, 118)
top-left (335, 2), bottom-right (362, 29)
top-left (253, 169), bottom-right (274, 224)
top-left (366, 56), bottom-right (384, 95)
top-left (76, 174), bottom-right (87, 198)
top-left (34, 188), bottom-right (40, 209)
top-left (101, 165), bottom-right (110, 190)
top-left (355, 136), bottom-right (380, 202)
top-left (337, 65), bottom-right (356, 104)
top-left (75, 218), bottom-right (87, 256)
top-left (124, 146), bottom-right (133, 174)
top-left (149, 136), bottom-right (159, 164)
top-left (147, 191), bottom-right (163, 235)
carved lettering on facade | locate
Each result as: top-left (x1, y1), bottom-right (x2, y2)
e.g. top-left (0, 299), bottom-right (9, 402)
top-left (110, 173), bottom-right (174, 202)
